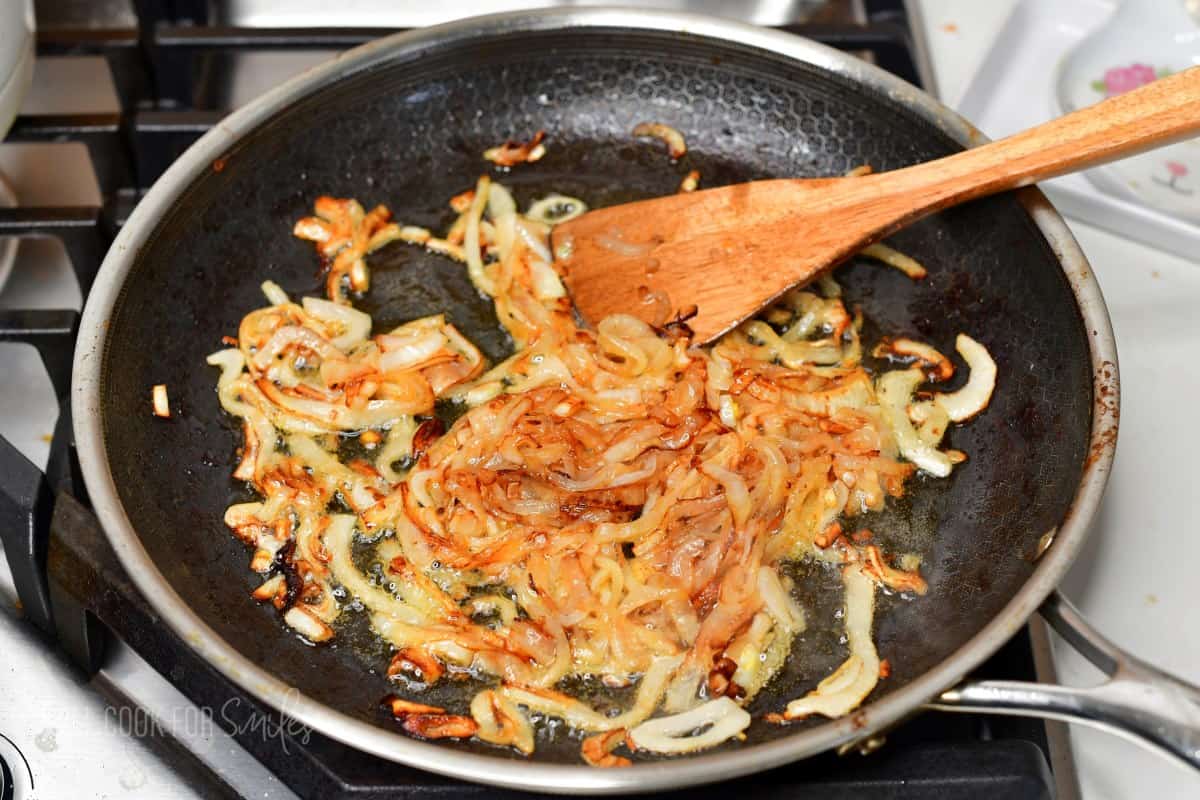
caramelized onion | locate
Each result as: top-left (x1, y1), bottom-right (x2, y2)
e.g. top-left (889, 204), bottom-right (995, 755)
top-left (209, 168), bottom-right (996, 764)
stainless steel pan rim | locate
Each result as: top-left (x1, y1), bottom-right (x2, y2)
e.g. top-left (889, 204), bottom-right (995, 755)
top-left (71, 7), bottom-right (1119, 793)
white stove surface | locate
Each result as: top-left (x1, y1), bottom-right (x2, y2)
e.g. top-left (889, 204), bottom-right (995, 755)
top-left (1, 4), bottom-right (1197, 799)
top-left (917, 1), bottom-right (1200, 797)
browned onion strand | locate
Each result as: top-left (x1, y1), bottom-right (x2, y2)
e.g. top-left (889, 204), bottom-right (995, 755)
top-left (207, 174), bottom-right (994, 764)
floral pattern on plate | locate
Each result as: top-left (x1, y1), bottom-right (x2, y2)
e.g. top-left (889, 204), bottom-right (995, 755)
top-left (1057, 0), bottom-right (1200, 223)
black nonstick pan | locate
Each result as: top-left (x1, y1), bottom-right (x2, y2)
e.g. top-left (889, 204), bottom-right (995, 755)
top-left (71, 8), bottom-right (1199, 794)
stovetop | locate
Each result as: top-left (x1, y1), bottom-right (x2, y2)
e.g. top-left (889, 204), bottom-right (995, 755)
top-left (0, 2), bottom-right (1074, 798)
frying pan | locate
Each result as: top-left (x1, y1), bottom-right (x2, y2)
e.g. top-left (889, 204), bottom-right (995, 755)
top-left (70, 8), bottom-right (1200, 794)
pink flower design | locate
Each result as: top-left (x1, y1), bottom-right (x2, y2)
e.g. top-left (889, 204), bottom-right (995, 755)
top-left (1154, 161), bottom-right (1193, 195)
top-left (1103, 64), bottom-right (1158, 96)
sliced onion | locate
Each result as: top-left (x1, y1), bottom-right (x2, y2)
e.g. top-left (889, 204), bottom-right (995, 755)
top-left (629, 697), bottom-right (750, 754)
top-left (471, 690), bottom-right (535, 754)
top-left (378, 330), bottom-right (446, 372)
top-left (251, 573), bottom-right (284, 601)
top-left (487, 182), bottom-right (517, 219)
top-left (935, 334), bottom-right (996, 422)
top-left (632, 122), bottom-right (687, 159)
top-left (757, 567), bottom-right (806, 633)
top-left (908, 399), bottom-right (950, 448)
top-left (376, 417), bottom-right (418, 483)
top-left (302, 296), bottom-right (371, 350)
top-left (528, 257), bottom-right (567, 300)
top-left (877, 368), bottom-right (952, 478)
top-left (284, 606), bottom-right (334, 642)
top-left (500, 654), bottom-right (682, 732)
top-left (252, 325), bottom-right (341, 371)
top-left (783, 564), bottom-right (879, 719)
top-left (718, 395), bottom-right (739, 429)
top-left (261, 280), bottom-right (290, 306)
top-left (464, 175), bottom-right (495, 296)
top-left (151, 384), bottom-right (171, 418)
top-left (859, 243), bottom-right (927, 279)
top-left (206, 348), bottom-right (245, 389)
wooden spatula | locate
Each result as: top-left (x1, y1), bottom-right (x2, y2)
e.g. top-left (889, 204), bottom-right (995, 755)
top-left (555, 66), bottom-right (1200, 343)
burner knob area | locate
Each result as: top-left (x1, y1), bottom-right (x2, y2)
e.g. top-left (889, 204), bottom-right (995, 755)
top-left (0, 735), bottom-right (31, 800)
top-left (0, 752), bottom-right (13, 800)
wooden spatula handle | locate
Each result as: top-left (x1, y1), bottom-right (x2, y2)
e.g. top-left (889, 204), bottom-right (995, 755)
top-left (557, 66), bottom-right (1200, 344)
top-left (857, 66), bottom-right (1200, 230)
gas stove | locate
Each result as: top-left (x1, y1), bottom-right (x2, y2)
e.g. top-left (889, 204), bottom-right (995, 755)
top-left (0, 2), bottom-right (1076, 798)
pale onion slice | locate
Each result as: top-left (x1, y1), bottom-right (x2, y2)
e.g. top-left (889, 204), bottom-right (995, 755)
top-left (486, 181), bottom-right (517, 219)
top-left (718, 394), bottom-right (739, 429)
top-left (488, 183), bottom-right (518, 260)
top-left (517, 218), bottom-right (553, 264)
top-left (935, 334), bottom-right (997, 422)
top-left (471, 689), bottom-right (535, 755)
top-left (528, 257), bottom-right (567, 300)
top-left (251, 324), bottom-right (341, 371)
top-left (859, 243), bottom-right (928, 279)
top-left (378, 329), bottom-right (446, 373)
top-left (908, 399), bottom-right (951, 448)
top-left (783, 564), bottom-right (879, 719)
top-left (302, 296), bottom-right (371, 350)
top-left (464, 175), bottom-right (495, 296)
top-left (725, 611), bottom-right (774, 692)
top-left (251, 573), bottom-right (284, 602)
top-left (151, 384), bottom-right (170, 418)
top-left (206, 348), bottom-right (245, 389)
top-left (323, 516), bottom-right (429, 628)
top-left (261, 280), bottom-right (290, 306)
top-left (525, 194), bottom-right (588, 226)
top-left (757, 567), bottom-right (806, 633)
top-left (376, 417), bottom-right (418, 483)
top-left (500, 654), bottom-right (683, 732)
top-left (284, 605), bottom-right (334, 642)
top-left (873, 337), bottom-right (953, 382)
top-left (257, 378), bottom-right (421, 428)
top-left (628, 697), bottom-right (750, 754)
top-left (877, 368), bottom-right (952, 478)
top-left (632, 122), bottom-right (687, 159)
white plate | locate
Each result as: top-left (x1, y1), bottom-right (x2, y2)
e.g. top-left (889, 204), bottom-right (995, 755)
top-left (1057, 0), bottom-right (1200, 223)
top-left (956, 0), bottom-right (1200, 261)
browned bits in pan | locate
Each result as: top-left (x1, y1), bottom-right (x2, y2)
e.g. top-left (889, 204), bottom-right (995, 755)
top-left (383, 695), bottom-right (478, 740)
top-left (401, 713), bottom-right (479, 740)
top-left (388, 647), bottom-right (446, 684)
top-left (483, 130), bottom-right (547, 167)
top-left (814, 521), bottom-right (843, 549)
top-left (384, 696), bottom-right (445, 716)
top-left (872, 337), bottom-right (954, 382)
top-left (860, 545), bottom-right (928, 595)
top-left (151, 384), bottom-right (171, 418)
top-left (706, 655), bottom-right (746, 699)
top-left (293, 197), bottom-right (404, 302)
top-left (411, 417), bottom-right (446, 464)
top-left (633, 122), bottom-right (687, 160)
top-left (581, 729), bottom-right (632, 768)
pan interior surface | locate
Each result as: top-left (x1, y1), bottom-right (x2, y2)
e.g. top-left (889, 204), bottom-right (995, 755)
top-left (97, 27), bottom-right (1092, 766)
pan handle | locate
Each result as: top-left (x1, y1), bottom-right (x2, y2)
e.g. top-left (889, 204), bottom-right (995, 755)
top-left (927, 590), bottom-right (1200, 771)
